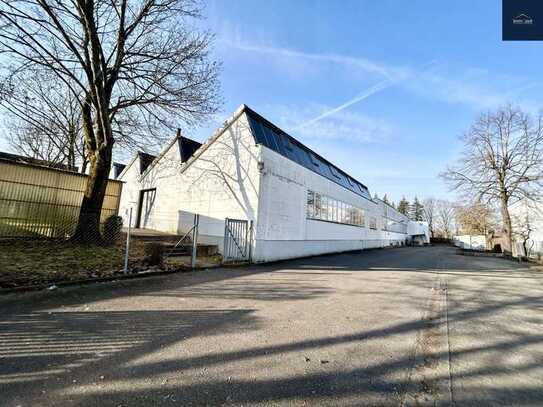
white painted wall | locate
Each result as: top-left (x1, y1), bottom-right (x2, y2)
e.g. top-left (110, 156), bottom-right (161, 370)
top-left (407, 221), bottom-right (430, 244)
top-left (253, 146), bottom-right (416, 262)
top-left (509, 198), bottom-right (543, 258)
top-left (453, 235), bottom-right (486, 250)
top-left (118, 110), bottom-right (261, 252)
top-left (118, 107), bottom-right (429, 263)
top-left (117, 156), bottom-right (143, 228)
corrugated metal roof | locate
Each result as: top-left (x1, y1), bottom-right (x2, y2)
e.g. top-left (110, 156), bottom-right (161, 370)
top-left (244, 106), bottom-right (371, 200)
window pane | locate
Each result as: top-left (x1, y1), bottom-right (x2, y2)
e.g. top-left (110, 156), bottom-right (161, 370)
top-left (307, 190), bottom-right (314, 218)
top-left (315, 193), bottom-right (321, 219)
top-left (321, 196), bottom-right (328, 220)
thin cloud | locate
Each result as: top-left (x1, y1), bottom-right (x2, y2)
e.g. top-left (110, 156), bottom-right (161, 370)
top-left (266, 103), bottom-right (392, 145)
top-left (293, 79), bottom-right (395, 131)
top-left (221, 37), bottom-right (543, 113)
top-left (294, 61), bottom-right (437, 130)
top-left (220, 39), bottom-right (406, 80)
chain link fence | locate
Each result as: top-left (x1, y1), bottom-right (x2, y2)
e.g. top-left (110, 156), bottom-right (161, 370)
top-left (0, 160), bottom-right (147, 289)
top-left (0, 161), bottom-right (243, 289)
top-left (0, 208), bottom-right (221, 290)
top-left (0, 211), bottom-right (148, 290)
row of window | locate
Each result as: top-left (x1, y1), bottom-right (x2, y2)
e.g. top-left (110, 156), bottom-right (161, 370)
top-left (382, 203), bottom-right (408, 234)
top-left (306, 190), bottom-right (409, 233)
top-left (383, 219), bottom-right (407, 234)
top-left (306, 190), bottom-right (366, 227)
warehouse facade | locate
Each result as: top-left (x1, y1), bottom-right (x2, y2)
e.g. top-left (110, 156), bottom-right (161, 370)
top-left (117, 104), bottom-right (429, 262)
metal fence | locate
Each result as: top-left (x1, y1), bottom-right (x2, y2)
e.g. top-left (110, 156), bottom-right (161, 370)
top-left (0, 160), bottom-right (122, 239)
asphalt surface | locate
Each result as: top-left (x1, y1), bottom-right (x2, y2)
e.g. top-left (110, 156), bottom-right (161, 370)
top-left (1, 246), bottom-right (542, 406)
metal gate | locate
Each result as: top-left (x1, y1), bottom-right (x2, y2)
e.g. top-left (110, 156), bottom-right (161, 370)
top-left (223, 218), bottom-right (252, 263)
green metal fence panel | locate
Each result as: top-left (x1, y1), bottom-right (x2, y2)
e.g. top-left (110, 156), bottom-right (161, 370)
top-left (0, 160), bottom-right (123, 239)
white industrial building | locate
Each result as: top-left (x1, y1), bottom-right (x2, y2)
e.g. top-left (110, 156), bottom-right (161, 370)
top-left (509, 198), bottom-right (543, 260)
top-left (116, 105), bottom-right (429, 263)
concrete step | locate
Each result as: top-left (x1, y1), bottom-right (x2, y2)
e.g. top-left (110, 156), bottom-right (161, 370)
top-left (163, 243), bottom-right (219, 257)
top-left (137, 236), bottom-right (191, 243)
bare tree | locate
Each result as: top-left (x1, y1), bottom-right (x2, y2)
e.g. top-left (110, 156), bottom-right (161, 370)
top-left (1, 71), bottom-right (87, 172)
top-left (441, 106), bottom-right (543, 253)
top-left (0, 0), bottom-right (220, 242)
top-left (435, 199), bottom-right (455, 238)
top-left (422, 197), bottom-right (436, 238)
top-left (455, 201), bottom-right (495, 236)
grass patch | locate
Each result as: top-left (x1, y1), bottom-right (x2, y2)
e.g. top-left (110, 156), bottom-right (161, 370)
top-left (0, 239), bottom-right (146, 289)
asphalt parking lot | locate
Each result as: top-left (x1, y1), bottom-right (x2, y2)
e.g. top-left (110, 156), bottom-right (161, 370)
top-left (1, 245), bottom-right (542, 406)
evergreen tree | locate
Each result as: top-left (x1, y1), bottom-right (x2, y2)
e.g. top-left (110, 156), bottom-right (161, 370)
top-left (397, 197), bottom-right (410, 215)
top-left (410, 196), bottom-right (424, 221)
top-left (382, 194), bottom-right (390, 205)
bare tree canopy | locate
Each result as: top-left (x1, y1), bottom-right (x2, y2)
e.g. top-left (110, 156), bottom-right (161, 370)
top-left (434, 199), bottom-right (455, 239)
top-left (422, 197), bottom-right (436, 237)
top-left (0, 0), bottom-right (221, 242)
top-left (455, 201), bottom-right (495, 236)
top-left (0, 71), bottom-right (87, 172)
top-left (441, 106), bottom-right (543, 252)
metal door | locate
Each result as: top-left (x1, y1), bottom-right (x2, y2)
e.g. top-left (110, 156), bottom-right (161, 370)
top-left (223, 218), bottom-right (252, 263)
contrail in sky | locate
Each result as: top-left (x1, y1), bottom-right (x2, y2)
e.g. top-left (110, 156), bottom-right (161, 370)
top-left (294, 61), bottom-right (438, 131)
top-left (293, 78), bottom-right (395, 130)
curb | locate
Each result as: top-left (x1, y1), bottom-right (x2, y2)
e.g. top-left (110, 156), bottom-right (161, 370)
top-left (0, 269), bottom-right (181, 295)
top-left (0, 263), bottom-right (228, 295)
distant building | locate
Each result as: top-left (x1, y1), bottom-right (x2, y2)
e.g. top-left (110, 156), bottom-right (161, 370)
top-left (117, 105), bottom-right (429, 262)
top-left (509, 198), bottom-right (543, 259)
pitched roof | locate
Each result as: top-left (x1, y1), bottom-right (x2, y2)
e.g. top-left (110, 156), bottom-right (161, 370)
top-left (177, 136), bottom-right (202, 163)
top-left (243, 106), bottom-right (371, 199)
top-left (112, 162), bottom-right (127, 179)
top-left (137, 152), bottom-right (157, 174)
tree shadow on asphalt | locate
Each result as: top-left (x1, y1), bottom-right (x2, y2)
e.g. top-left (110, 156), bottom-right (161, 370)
top-left (2, 288), bottom-right (543, 405)
top-left (2, 246), bottom-right (543, 405)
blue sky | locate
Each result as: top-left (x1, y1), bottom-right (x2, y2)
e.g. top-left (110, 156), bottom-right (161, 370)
top-left (187, 0), bottom-right (543, 204)
top-left (2, 1), bottom-right (542, 205)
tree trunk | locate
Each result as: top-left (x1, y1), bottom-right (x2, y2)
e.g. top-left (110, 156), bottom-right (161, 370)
top-left (500, 197), bottom-right (513, 255)
top-left (71, 144), bottom-right (112, 244)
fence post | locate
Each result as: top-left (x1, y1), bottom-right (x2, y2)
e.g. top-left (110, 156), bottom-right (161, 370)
top-left (191, 213), bottom-right (199, 269)
top-left (123, 207), bottom-right (132, 274)
top-left (223, 218), bottom-right (229, 263)
top-left (248, 220), bottom-right (253, 263)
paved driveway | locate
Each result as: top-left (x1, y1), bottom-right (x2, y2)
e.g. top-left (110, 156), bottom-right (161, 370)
top-left (1, 246), bottom-right (542, 406)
